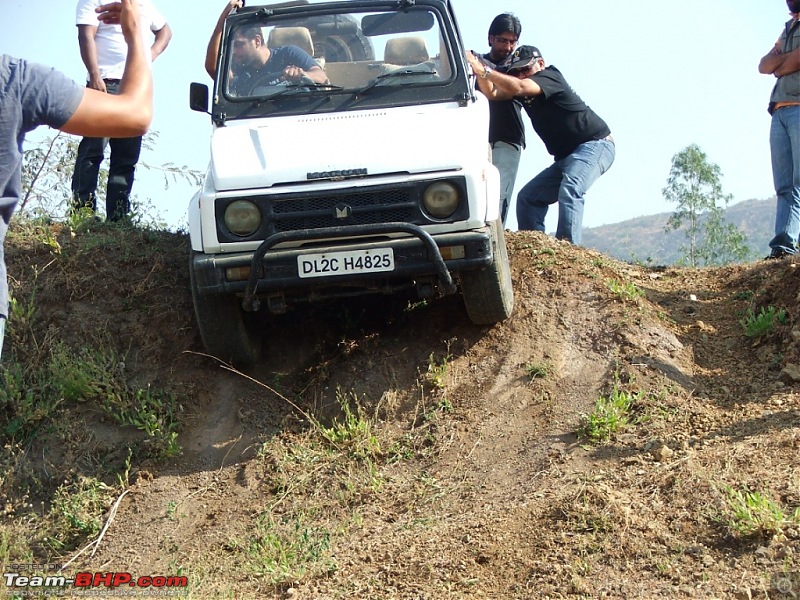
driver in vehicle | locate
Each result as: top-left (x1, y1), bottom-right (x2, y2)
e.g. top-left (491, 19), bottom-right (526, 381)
top-left (227, 25), bottom-right (327, 95)
top-left (204, 1), bottom-right (327, 95)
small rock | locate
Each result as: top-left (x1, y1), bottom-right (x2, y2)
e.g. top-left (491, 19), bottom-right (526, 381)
top-left (755, 546), bottom-right (770, 557)
top-left (780, 364), bottom-right (800, 382)
top-left (791, 329), bottom-right (800, 343)
top-left (689, 294), bottom-right (698, 302)
top-left (650, 442), bottom-right (675, 462)
top-left (733, 588), bottom-right (752, 600)
top-left (725, 337), bottom-right (741, 349)
top-left (757, 346), bottom-right (775, 362)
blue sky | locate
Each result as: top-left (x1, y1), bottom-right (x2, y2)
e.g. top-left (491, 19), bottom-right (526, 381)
top-left (3, 0), bottom-right (791, 233)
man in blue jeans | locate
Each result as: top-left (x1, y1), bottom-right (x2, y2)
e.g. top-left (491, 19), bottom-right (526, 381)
top-left (467, 45), bottom-right (614, 244)
top-left (759, 0), bottom-right (800, 259)
top-left (1, 0), bottom-right (153, 362)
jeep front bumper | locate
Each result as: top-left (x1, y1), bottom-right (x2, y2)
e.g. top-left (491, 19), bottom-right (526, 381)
top-left (190, 222), bottom-right (495, 312)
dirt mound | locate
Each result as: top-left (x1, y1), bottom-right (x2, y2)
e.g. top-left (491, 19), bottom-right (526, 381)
top-left (2, 223), bottom-right (799, 599)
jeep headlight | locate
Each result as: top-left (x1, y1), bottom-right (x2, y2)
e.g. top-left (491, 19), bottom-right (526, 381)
top-left (422, 181), bottom-right (459, 219)
top-left (224, 200), bottom-right (261, 236)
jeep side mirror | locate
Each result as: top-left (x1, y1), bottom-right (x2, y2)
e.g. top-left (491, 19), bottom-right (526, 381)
top-left (189, 82), bottom-right (209, 113)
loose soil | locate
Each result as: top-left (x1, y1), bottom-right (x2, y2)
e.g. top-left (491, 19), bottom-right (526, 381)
top-left (3, 224), bottom-right (800, 599)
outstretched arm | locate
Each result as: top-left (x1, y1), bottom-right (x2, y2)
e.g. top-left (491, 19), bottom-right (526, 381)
top-left (61, 0), bottom-right (152, 137)
top-left (206, 0), bottom-right (242, 79)
top-left (465, 50), bottom-right (541, 101)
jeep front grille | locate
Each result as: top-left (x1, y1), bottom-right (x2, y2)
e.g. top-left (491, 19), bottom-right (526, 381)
top-left (214, 178), bottom-right (469, 243)
top-left (269, 188), bottom-right (417, 232)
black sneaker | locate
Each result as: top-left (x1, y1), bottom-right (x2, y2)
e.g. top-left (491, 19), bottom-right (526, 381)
top-left (765, 248), bottom-right (791, 260)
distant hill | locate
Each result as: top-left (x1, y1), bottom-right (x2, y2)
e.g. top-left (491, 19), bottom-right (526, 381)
top-left (581, 197), bottom-right (775, 265)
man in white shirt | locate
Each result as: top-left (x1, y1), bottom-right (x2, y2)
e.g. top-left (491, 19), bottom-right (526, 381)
top-left (71, 0), bottom-right (171, 221)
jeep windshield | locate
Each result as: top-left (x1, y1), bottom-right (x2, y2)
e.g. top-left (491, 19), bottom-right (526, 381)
top-left (214, 2), bottom-right (468, 119)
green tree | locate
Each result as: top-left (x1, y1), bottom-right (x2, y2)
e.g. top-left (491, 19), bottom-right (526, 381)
top-left (662, 144), bottom-right (751, 267)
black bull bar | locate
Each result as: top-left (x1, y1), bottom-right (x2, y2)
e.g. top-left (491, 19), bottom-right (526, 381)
top-left (242, 222), bottom-right (458, 311)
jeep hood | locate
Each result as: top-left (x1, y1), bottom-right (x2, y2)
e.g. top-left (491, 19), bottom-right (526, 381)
top-left (209, 103), bottom-right (485, 191)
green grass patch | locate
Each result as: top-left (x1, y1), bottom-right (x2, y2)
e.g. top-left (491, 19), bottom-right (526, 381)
top-left (316, 391), bottom-right (381, 461)
top-left (739, 306), bottom-right (787, 338)
top-left (1, 335), bottom-right (180, 459)
top-left (243, 514), bottom-right (335, 586)
top-left (718, 486), bottom-right (800, 538)
top-left (45, 476), bottom-right (115, 552)
top-left (578, 385), bottom-right (641, 444)
top-left (606, 278), bottom-right (645, 303)
top-left (425, 352), bottom-right (450, 390)
top-left (525, 361), bottom-right (552, 381)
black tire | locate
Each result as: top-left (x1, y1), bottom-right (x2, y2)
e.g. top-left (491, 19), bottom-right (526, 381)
top-left (296, 14), bottom-right (375, 62)
top-left (315, 32), bottom-right (374, 62)
top-left (460, 218), bottom-right (514, 325)
top-left (189, 253), bottom-right (262, 368)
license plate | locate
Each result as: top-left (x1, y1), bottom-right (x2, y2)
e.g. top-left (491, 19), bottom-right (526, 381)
top-left (297, 248), bottom-right (394, 278)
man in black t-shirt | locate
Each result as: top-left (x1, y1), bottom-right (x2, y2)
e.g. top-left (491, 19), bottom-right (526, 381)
top-left (467, 45), bottom-right (615, 245)
top-left (477, 14), bottom-right (525, 225)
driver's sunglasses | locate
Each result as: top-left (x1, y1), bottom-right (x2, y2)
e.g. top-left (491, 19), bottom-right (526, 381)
top-left (493, 36), bottom-right (518, 47)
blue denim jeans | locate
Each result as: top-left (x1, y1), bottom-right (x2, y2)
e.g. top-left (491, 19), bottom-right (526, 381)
top-left (71, 79), bottom-right (143, 221)
top-left (0, 316), bottom-right (5, 364)
top-left (768, 105), bottom-right (800, 254)
top-left (516, 138), bottom-right (615, 245)
top-left (491, 141), bottom-right (522, 226)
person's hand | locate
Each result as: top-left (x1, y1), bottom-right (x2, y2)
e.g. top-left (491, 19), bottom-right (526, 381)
top-left (283, 65), bottom-right (306, 80)
top-left (220, 0), bottom-right (243, 21)
top-left (88, 74), bottom-right (107, 93)
top-left (96, 1), bottom-right (140, 42)
top-left (465, 51), bottom-right (485, 75)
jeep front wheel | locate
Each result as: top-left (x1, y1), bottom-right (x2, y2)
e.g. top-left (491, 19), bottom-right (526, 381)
top-left (459, 218), bottom-right (514, 325)
top-left (190, 254), bottom-right (262, 368)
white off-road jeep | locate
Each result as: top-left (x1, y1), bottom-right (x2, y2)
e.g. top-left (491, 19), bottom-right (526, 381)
top-left (188, 0), bottom-right (513, 366)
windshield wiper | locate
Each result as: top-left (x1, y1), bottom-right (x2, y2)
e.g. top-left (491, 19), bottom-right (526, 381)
top-left (304, 82), bottom-right (345, 92)
top-left (357, 69), bottom-right (438, 94)
top-left (250, 80), bottom-right (344, 99)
